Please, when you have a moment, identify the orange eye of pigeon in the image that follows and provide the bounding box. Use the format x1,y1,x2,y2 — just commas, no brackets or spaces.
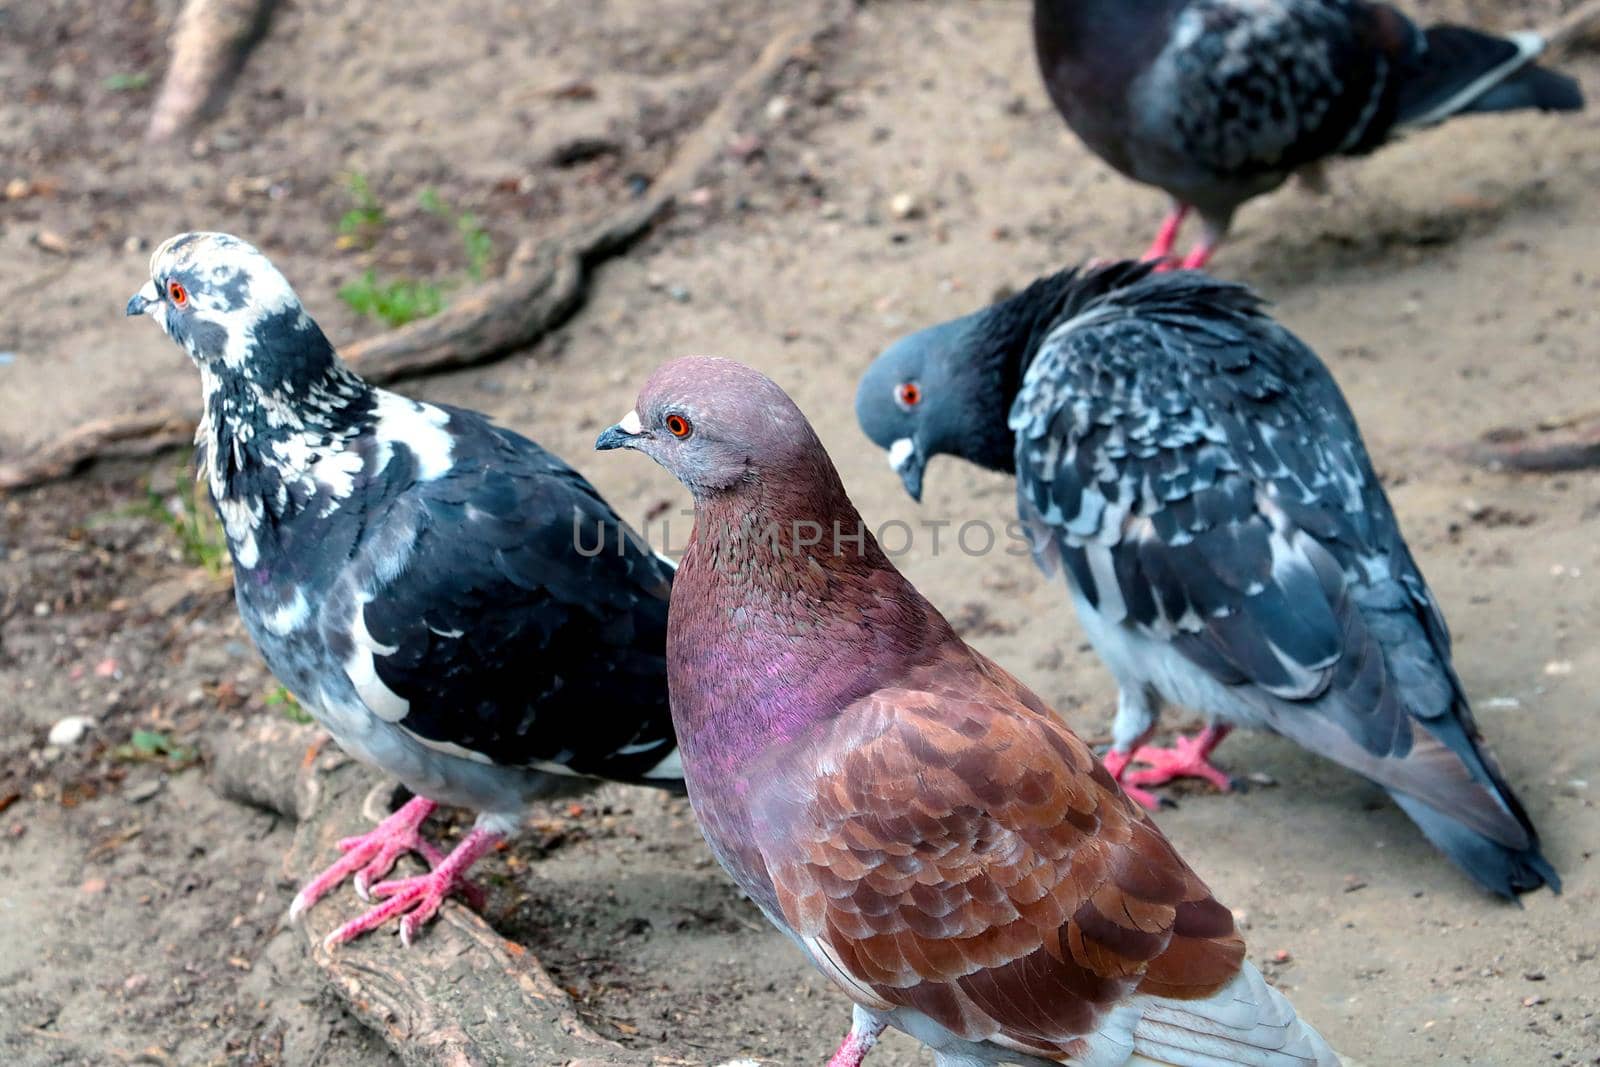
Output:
665,413,693,438
895,382,922,408
167,280,188,307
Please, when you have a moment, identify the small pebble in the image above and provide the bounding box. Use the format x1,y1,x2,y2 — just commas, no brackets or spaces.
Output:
48,715,93,746
1272,949,1292,964
888,192,920,220
32,230,72,255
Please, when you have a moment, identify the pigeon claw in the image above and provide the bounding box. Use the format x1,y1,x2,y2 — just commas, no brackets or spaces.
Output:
291,795,440,919
1119,780,1170,811
323,825,502,948
1101,748,1166,812
1123,728,1235,793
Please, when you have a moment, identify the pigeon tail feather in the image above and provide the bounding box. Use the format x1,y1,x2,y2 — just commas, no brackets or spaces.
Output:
1398,28,1584,128
1389,789,1560,901
1130,962,1340,1066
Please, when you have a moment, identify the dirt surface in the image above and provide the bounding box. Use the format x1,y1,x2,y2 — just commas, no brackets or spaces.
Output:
3,0,1599,1064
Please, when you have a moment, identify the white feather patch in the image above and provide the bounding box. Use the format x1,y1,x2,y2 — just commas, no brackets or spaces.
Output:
398,725,497,766
643,748,683,780
801,936,894,1011
261,589,310,636
1128,962,1338,1066
372,391,454,481
344,603,409,722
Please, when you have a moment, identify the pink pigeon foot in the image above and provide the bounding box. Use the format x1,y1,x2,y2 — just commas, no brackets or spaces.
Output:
323,825,504,947
289,794,444,921
1123,725,1235,793
1101,748,1163,811
825,1011,887,1067
1176,238,1218,272
1141,204,1191,265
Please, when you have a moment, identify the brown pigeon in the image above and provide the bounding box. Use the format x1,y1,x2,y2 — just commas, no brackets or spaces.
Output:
596,356,1339,1066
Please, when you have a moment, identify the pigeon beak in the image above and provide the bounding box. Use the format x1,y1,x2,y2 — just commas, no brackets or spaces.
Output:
595,409,644,452
125,280,160,317
887,437,926,503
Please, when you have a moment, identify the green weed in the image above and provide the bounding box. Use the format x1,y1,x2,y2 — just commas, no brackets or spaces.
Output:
336,181,494,326
338,270,445,328
136,467,229,576
338,173,387,245
420,187,493,280
104,71,152,92
113,729,198,768
266,686,313,725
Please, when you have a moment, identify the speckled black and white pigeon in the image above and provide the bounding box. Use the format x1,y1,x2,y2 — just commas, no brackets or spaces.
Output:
856,262,1558,900
127,232,682,945
1033,0,1585,268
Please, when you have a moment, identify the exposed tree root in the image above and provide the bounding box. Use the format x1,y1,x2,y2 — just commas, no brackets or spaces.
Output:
1457,411,1600,473
1543,0,1600,56
209,719,750,1066
0,0,847,493
146,0,279,143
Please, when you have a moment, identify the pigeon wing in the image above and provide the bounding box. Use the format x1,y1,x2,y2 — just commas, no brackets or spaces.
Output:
1010,272,1535,852
751,663,1335,1062
1151,0,1410,180
329,410,679,784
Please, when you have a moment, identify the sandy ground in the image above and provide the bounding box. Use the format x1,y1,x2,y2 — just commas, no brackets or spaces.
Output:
2,0,1598,1063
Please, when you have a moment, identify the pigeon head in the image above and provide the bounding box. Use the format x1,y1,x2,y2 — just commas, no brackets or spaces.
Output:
857,262,1157,501
127,231,337,390
596,356,836,502
853,313,980,502
856,269,1093,501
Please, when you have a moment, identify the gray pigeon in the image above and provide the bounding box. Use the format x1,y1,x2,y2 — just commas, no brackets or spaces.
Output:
1033,0,1585,268
856,262,1557,900
128,232,682,945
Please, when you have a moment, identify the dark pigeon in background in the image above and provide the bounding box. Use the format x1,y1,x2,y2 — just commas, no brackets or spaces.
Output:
1032,0,1585,268
856,262,1558,901
597,356,1339,1066
128,232,682,945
